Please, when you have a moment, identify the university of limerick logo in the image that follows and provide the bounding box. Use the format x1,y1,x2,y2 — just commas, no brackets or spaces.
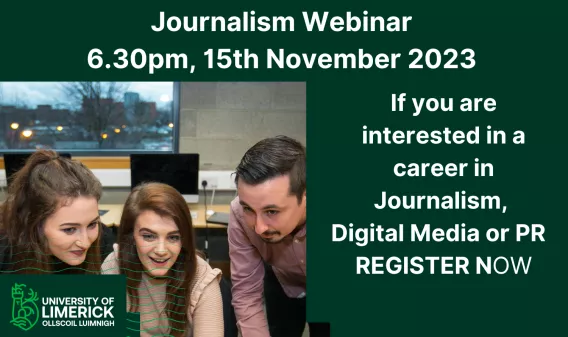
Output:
10,283,39,331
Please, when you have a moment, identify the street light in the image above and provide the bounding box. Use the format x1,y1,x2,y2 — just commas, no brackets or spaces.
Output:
168,123,174,128
56,126,63,131
114,128,121,134
10,123,19,130
22,130,33,138
101,133,108,139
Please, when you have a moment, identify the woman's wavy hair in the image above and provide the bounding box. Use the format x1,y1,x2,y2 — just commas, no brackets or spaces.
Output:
0,149,103,274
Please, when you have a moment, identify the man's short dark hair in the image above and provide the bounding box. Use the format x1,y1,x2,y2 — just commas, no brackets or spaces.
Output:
234,135,306,203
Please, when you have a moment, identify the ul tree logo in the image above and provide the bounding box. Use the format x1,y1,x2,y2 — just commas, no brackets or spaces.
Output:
10,283,39,331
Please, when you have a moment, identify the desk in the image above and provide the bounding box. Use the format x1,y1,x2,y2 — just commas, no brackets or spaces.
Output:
99,204,230,229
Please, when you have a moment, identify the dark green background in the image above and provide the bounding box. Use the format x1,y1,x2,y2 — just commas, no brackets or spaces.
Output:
1,1,566,336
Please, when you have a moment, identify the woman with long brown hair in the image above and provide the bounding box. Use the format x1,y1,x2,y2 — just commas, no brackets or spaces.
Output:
0,149,104,274
101,182,223,337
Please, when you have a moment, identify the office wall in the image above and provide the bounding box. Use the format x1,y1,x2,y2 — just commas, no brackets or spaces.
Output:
179,82,306,170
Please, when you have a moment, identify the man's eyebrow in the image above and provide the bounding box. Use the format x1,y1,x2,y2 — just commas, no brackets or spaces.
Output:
262,204,280,210
239,201,281,210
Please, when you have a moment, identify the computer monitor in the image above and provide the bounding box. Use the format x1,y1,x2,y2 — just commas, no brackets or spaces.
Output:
3,152,72,186
130,154,199,203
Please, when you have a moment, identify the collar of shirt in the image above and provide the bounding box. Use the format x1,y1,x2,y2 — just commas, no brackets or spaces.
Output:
292,223,306,239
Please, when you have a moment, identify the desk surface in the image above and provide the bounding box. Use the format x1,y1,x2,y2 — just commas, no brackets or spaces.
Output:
99,204,230,229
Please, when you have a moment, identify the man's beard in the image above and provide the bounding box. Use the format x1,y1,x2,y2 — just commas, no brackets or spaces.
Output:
260,220,306,244
260,236,283,244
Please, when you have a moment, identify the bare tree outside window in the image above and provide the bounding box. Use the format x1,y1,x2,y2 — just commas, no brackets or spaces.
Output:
0,82,176,152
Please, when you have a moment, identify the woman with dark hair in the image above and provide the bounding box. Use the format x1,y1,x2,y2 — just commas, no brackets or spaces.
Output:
101,182,223,337
0,149,104,274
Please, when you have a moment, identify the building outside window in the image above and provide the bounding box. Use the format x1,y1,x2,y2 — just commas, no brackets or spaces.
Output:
0,82,178,154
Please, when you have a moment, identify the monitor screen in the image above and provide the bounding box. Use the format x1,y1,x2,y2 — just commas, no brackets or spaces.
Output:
4,152,72,186
130,154,199,203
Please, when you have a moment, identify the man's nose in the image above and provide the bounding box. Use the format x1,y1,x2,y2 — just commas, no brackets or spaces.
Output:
255,216,269,235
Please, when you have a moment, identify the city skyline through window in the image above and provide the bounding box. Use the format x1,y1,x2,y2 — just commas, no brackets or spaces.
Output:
0,82,177,153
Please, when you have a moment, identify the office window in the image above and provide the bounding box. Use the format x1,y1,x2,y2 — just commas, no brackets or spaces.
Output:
0,82,178,154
